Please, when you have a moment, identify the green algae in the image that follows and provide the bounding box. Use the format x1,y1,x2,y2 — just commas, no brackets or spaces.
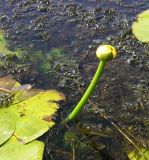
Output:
0,30,22,57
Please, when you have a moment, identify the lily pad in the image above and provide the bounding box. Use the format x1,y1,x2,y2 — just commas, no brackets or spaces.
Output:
0,114,15,145
0,90,65,144
132,10,149,43
0,77,65,144
0,136,44,160
128,147,149,160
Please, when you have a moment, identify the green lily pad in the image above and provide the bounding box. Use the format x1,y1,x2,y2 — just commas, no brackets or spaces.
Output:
0,77,65,144
0,114,15,145
0,136,44,160
128,148,149,160
0,90,65,144
132,10,149,43
0,76,65,160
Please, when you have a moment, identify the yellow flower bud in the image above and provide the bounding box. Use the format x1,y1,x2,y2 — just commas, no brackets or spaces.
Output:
96,45,117,61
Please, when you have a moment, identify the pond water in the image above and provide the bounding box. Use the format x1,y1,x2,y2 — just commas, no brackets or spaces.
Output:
0,0,149,160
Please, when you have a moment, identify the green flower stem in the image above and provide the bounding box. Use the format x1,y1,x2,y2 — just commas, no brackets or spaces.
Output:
62,60,106,124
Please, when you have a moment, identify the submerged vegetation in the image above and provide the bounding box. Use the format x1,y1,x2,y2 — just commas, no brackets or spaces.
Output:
0,30,80,90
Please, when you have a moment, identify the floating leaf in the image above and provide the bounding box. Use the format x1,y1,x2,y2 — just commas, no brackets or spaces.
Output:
0,89,65,144
0,77,65,144
0,136,44,160
128,147,149,160
0,113,15,145
132,10,149,43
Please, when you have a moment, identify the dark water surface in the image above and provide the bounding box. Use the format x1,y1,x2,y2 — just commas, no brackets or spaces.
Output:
0,0,149,160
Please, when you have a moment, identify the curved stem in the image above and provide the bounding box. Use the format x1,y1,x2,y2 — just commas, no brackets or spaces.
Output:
62,60,106,124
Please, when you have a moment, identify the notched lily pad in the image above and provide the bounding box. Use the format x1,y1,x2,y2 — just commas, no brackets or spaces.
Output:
132,10,149,43
0,77,65,144
0,136,44,160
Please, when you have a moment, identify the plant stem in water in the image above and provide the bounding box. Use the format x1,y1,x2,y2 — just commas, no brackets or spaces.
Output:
62,60,106,124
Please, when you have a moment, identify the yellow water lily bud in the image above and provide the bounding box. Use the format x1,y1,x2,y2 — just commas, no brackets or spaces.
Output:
96,45,117,61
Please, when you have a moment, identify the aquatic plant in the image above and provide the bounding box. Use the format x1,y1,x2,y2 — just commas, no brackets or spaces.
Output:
128,147,149,160
0,30,79,89
0,30,23,57
62,45,117,124
0,77,65,160
63,128,105,160
127,9,149,160
132,9,149,43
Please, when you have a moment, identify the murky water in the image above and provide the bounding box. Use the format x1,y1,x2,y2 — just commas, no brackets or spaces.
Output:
0,0,149,160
